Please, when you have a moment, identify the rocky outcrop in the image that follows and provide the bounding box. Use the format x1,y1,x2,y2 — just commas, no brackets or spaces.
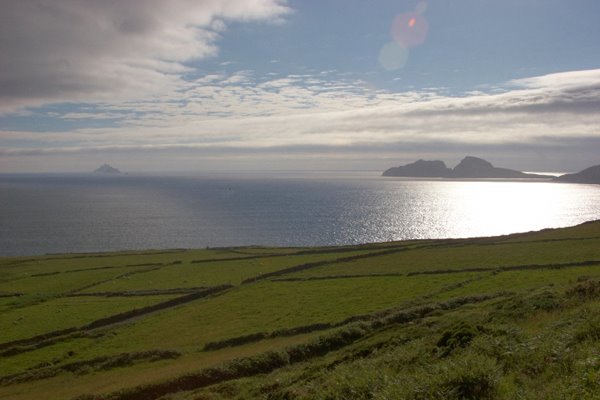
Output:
382,159,453,177
383,156,552,179
451,156,550,179
554,165,600,184
94,164,121,174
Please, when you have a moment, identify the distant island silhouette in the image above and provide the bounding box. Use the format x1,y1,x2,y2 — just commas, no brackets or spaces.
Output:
383,157,600,184
554,165,600,184
94,164,121,174
383,156,552,179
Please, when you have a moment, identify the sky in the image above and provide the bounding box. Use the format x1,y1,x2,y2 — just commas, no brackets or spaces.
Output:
1,0,600,173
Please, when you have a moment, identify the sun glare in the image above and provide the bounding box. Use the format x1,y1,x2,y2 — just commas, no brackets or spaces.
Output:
391,13,428,47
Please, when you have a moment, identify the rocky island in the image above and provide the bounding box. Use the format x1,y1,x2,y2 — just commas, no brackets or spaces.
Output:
94,164,121,174
452,156,551,179
554,165,600,184
383,156,552,179
382,159,454,178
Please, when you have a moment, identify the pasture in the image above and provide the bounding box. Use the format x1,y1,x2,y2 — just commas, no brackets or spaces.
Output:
1,221,600,399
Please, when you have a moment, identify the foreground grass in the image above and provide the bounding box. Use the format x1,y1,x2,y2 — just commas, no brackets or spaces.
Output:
0,221,599,399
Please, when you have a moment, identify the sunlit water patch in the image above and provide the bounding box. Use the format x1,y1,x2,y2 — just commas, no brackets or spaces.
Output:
1,173,599,256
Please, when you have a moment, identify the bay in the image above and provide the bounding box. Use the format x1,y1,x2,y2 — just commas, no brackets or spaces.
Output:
1,172,600,256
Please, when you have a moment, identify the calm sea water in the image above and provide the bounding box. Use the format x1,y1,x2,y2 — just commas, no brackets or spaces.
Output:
1,172,600,256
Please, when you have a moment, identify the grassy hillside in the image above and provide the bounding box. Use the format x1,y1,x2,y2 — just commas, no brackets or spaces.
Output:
1,221,600,399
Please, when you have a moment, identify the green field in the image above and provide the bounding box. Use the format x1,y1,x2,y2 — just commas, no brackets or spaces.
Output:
1,221,600,399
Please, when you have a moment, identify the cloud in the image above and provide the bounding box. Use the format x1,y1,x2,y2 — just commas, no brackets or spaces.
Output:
3,135,599,176
509,69,600,91
0,0,291,114
4,68,600,143
2,65,600,172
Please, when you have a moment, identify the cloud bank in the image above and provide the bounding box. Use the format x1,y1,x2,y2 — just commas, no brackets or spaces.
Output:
3,69,599,152
0,1,599,172
0,0,290,113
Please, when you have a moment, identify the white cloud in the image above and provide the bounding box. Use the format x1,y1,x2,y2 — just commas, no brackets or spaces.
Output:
0,0,291,114
509,69,600,91
2,63,600,171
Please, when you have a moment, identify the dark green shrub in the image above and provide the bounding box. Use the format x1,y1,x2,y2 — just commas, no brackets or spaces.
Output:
530,291,563,311
574,316,600,343
265,391,297,400
227,351,290,375
567,280,600,300
316,360,387,400
203,332,268,351
437,321,479,356
435,353,501,400
494,291,561,320
442,371,497,399
287,325,367,363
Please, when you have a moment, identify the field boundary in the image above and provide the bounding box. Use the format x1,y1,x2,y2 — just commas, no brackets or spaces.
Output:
0,285,232,354
203,291,506,351
76,293,503,400
406,259,600,276
0,350,181,386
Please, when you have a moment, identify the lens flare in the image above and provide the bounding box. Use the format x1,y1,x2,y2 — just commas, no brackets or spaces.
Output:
379,3,429,70
391,12,429,48
378,42,408,71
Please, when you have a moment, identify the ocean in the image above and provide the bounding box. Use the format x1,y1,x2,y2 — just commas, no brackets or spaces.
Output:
1,172,600,256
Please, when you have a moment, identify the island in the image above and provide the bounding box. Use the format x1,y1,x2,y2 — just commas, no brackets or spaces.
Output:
382,159,453,178
94,164,121,174
383,156,553,179
554,165,600,184
452,156,551,179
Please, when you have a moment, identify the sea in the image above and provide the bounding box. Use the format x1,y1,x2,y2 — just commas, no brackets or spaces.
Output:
1,171,600,257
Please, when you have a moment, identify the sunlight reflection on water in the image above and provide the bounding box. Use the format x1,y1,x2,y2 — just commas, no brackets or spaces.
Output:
1,174,600,255
376,180,599,240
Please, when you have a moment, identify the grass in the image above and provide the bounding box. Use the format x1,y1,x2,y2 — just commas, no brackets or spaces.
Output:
282,238,600,278
0,249,255,284
82,250,375,291
73,273,477,357
0,220,599,400
0,295,177,344
0,265,158,301
433,266,600,300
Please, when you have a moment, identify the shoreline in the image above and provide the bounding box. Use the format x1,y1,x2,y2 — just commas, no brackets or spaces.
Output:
2,219,599,260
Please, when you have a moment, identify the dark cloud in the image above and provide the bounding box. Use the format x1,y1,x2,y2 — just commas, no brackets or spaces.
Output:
0,0,290,112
